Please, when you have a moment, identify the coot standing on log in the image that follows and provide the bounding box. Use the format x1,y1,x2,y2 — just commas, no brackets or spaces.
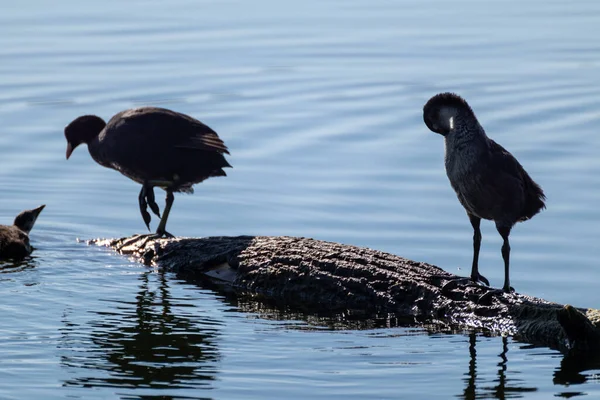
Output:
65,107,231,236
423,93,545,292
0,205,45,259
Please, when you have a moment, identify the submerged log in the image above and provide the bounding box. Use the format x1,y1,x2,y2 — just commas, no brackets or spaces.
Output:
91,234,600,354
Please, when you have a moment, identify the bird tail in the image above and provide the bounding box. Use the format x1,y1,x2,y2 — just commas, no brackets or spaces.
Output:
520,172,546,221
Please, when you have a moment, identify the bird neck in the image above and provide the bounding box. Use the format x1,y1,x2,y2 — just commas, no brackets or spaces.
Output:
86,139,110,169
443,119,488,175
444,115,486,150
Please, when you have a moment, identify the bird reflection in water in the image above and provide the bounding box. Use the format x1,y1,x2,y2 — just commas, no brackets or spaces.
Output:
461,333,537,399
59,269,221,393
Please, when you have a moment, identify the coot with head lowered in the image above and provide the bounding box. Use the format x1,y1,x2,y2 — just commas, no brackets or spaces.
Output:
423,93,545,292
0,205,45,259
65,107,231,236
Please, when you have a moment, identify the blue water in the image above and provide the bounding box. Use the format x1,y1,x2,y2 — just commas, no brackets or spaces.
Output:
1,0,600,398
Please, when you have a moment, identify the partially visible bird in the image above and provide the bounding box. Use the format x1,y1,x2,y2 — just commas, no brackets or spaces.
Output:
64,107,231,236
0,205,45,259
423,92,545,292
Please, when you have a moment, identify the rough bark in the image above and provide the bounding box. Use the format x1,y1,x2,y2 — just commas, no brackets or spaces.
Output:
91,234,600,355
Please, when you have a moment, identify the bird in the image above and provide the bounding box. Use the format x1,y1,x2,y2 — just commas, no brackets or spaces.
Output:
0,205,45,260
64,107,231,237
423,92,545,292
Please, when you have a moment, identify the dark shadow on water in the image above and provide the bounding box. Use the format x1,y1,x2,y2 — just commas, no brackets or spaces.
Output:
58,269,221,399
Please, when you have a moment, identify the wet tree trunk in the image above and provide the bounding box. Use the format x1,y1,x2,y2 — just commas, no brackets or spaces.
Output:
91,234,600,355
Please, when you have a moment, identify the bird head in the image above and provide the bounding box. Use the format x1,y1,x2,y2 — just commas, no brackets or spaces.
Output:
64,115,107,159
423,92,475,136
13,205,45,234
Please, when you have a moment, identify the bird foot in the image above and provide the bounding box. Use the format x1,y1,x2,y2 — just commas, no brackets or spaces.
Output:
139,189,152,230
145,187,161,218
155,230,174,239
477,286,514,305
139,185,161,231
142,212,152,231
136,231,174,240
118,234,149,248
471,272,490,287
429,274,487,296
127,231,174,248
441,277,479,295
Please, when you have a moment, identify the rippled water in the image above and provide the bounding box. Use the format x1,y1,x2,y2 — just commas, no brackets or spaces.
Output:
2,0,600,398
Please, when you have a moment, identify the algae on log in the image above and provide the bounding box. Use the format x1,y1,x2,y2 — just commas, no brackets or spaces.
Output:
91,234,600,354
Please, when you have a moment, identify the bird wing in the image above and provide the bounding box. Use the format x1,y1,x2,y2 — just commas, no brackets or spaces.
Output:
99,107,231,183
117,107,230,155
488,139,545,220
171,117,230,155
487,140,526,182
473,139,529,220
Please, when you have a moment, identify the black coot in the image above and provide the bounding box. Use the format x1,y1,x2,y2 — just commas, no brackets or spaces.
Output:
65,107,231,236
423,93,545,292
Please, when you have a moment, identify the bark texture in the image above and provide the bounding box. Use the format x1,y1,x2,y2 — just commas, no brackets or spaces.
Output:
91,234,600,354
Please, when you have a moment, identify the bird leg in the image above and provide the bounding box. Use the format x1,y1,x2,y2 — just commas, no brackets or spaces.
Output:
474,223,515,305
427,215,490,295
138,186,152,231
469,214,489,286
496,224,514,293
155,189,174,237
